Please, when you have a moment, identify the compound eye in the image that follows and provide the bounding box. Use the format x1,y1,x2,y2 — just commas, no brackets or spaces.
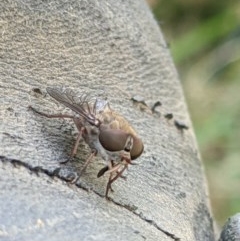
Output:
99,128,130,152
130,136,144,160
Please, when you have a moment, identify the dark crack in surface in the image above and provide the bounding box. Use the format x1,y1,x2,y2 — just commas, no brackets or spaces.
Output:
0,155,180,240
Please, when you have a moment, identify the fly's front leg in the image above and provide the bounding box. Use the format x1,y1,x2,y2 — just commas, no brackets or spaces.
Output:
105,161,114,198
105,161,128,198
97,163,127,180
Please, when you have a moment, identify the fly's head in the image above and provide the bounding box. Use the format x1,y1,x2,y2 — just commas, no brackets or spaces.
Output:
98,124,144,162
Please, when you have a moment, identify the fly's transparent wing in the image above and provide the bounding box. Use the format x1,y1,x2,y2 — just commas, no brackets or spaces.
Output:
94,98,109,113
46,87,108,126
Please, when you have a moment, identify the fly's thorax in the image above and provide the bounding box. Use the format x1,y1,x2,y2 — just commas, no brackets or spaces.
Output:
81,125,109,161
97,110,137,135
82,125,99,142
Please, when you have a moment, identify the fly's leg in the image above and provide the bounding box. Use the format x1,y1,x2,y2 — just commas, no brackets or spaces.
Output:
70,150,97,184
79,150,97,175
71,131,83,156
105,161,128,198
97,164,127,180
29,105,83,164
29,106,75,119
105,161,115,197
60,127,85,164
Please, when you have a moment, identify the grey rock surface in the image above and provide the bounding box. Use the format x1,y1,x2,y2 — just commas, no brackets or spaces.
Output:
0,0,227,240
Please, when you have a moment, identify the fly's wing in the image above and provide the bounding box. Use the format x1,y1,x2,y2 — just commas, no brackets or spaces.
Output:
46,87,108,126
94,98,109,113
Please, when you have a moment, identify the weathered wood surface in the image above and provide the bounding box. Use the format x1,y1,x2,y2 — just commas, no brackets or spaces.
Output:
1,0,236,240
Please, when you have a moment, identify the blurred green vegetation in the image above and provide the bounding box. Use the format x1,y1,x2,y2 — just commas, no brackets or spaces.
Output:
149,0,240,226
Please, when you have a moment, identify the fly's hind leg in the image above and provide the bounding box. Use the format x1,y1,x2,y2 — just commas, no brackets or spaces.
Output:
60,127,85,164
70,150,97,184
29,106,75,119
29,105,81,164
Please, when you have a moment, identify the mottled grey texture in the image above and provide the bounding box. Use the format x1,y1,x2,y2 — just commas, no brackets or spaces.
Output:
219,214,240,241
0,0,223,240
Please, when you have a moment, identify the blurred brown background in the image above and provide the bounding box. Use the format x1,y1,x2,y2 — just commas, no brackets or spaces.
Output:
147,0,240,226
